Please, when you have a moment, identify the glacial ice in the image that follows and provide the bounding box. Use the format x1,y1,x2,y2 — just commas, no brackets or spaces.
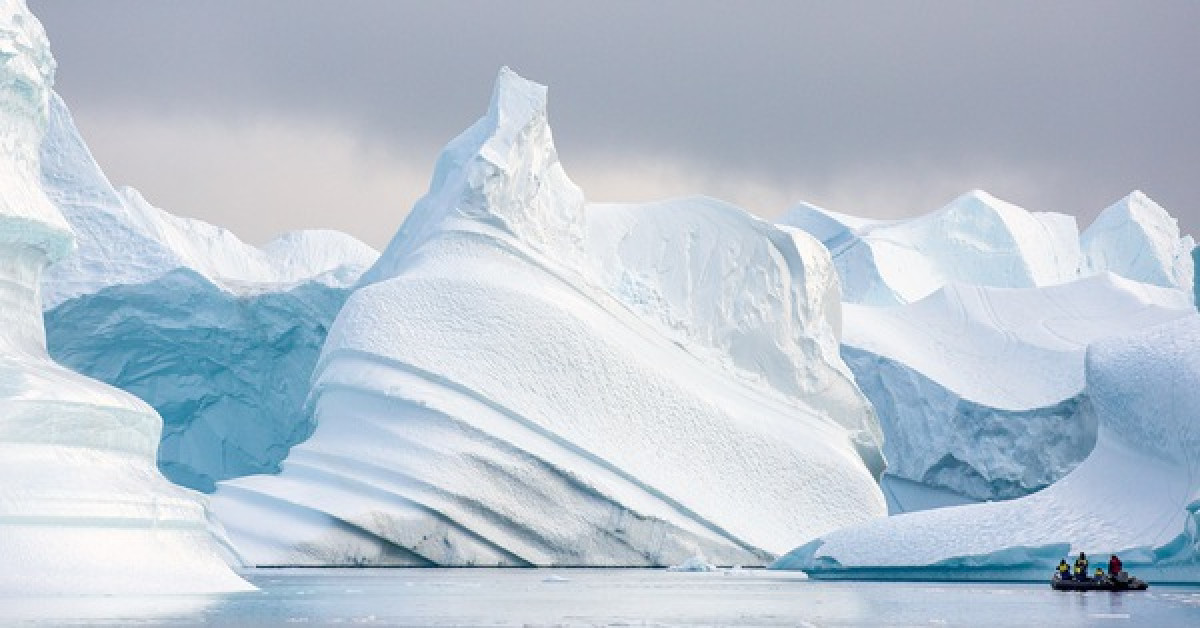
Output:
0,0,249,594
773,314,1200,582
785,190,1194,306
212,68,886,567
1082,191,1195,295
844,274,1193,506
38,91,378,491
784,189,1196,511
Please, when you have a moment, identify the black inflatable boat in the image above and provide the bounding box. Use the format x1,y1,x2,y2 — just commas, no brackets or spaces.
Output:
1051,572,1148,591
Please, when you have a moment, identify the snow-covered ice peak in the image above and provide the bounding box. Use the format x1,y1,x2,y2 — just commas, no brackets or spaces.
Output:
364,67,585,284
1082,190,1195,295
0,0,71,263
215,69,887,567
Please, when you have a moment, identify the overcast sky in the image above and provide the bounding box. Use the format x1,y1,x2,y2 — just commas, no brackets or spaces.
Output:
29,1,1200,249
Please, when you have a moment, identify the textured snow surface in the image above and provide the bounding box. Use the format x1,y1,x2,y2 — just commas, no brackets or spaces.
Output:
38,90,377,490
844,274,1193,504
214,68,886,567
0,0,249,594
784,190,1193,306
773,314,1200,582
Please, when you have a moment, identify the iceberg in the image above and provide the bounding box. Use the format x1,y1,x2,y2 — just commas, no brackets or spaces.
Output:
1082,191,1194,295
844,275,1193,509
785,190,1195,511
773,314,1200,582
784,190,1194,306
0,0,249,594
212,68,886,567
39,92,378,491
782,191,1084,306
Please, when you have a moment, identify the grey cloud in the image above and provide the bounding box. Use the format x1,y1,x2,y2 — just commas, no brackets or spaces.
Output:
28,1,1200,243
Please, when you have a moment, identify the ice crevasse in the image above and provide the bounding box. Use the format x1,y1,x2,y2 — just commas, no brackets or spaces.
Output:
212,68,887,567
0,0,250,594
37,87,378,492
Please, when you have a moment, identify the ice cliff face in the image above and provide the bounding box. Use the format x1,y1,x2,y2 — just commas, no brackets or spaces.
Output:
774,314,1200,583
38,93,378,491
0,0,249,594
213,68,886,567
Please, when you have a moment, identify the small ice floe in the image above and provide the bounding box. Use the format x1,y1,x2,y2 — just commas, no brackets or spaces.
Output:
542,574,570,583
667,555,718,572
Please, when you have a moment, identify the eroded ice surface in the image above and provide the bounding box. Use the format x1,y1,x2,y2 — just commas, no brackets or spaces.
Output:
0,0,249,594
213,68,886,567
774,315,1200,583
844,274,1193,505
38,91,377,490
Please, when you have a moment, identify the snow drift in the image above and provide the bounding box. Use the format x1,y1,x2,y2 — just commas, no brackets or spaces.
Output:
773,314,1200,582
213,68,886,567
38,93,377,491
0,0,249,594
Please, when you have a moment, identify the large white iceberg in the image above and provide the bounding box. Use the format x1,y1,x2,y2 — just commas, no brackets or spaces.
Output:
845,275,1193,509
785,190,1195,511
0,0,249,594
212,68,886,567
39,92,378,491
773,314,1200,582
785,190,1194,306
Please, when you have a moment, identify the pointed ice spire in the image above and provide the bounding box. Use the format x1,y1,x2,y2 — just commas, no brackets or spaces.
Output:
363,67,585,285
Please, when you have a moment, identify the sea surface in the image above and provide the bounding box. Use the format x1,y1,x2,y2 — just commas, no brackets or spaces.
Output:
3,568,1199,626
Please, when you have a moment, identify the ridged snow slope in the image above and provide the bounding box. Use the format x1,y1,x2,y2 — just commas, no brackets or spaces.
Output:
39,90,378,491
0,0,249,594
774,314,1200,583
784,191,1194,306
842,275,1193,510
213,68,886,567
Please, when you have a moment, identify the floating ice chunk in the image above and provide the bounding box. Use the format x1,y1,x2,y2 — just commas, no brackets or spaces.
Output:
668,555,718,572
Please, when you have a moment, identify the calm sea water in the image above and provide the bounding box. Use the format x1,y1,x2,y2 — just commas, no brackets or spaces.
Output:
2,568,1199,626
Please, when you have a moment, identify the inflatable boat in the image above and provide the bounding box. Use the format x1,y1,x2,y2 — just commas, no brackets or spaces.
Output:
1051,572,1148,591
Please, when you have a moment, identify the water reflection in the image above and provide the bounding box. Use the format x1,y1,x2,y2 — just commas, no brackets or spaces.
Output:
0,570,1196,626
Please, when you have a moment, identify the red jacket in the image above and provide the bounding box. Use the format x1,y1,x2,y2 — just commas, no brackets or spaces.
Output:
1109,556,1122,574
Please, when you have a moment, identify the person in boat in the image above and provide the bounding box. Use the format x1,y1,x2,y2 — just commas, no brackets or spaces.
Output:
1057,559,1071,580
1109,554,1122,578
1095,567,1107,582
1074,552,1089,581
